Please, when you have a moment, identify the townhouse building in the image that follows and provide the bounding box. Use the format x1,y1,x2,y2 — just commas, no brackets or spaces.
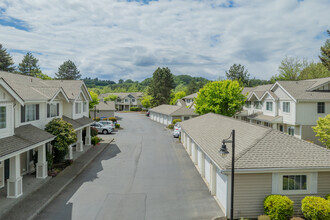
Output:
0,71,93,198
236,77,330,145
99,92,143,111
182,93,197,109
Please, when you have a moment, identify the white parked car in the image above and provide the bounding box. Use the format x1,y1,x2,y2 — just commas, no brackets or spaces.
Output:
99,121,115,129
173,123,181,138
91,122,113,134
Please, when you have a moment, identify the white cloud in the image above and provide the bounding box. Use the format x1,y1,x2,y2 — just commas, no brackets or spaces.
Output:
0,0,329,81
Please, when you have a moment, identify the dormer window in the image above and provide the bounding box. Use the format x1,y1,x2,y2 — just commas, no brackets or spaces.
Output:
47,103,59,118
0,106,6,129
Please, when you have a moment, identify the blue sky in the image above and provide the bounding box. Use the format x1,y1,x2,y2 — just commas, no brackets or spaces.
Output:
0,0,329,82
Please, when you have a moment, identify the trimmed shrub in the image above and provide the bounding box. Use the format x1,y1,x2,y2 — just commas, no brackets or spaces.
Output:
172,119,182,124
93,117,100,122
102,118,107,121
258,215,271,220
91,136,102,146
325,194,330,200
301,196,330,220
115,123,120,128
130,107,142,111
264,195,293,220
290,217,304,220
168,124,174,129
108,117,117,123
91,127,98,137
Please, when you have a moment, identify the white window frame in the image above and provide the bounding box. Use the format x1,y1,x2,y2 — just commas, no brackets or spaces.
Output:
272,173,317,195
0,106,6,129
254,101,262,109
131,98,135,103
83,101,87,112
283,102,290,113
25,104,38,122
288,127,295,136
47,103,59,118
75,102,82,114
124,98,129,103
266,102,273,111
317,102,325,114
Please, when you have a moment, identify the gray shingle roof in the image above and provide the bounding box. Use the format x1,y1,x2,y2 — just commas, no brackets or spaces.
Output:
0,71,88,101
180,113,330,170
99,92,144,99
150,104,198,116
62,116,93,130
0,124,55,159
94,101,116,111
183,93,198,99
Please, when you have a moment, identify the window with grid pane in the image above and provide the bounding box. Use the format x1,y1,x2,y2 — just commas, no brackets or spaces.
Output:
283,102,290,113
0,106,6,129
283,175,307,190
266,102,273,111
317,102,325,114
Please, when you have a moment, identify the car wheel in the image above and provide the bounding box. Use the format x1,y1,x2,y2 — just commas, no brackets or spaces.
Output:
102,129,108,134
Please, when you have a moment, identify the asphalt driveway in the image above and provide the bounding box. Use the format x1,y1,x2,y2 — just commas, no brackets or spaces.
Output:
35,112,223,220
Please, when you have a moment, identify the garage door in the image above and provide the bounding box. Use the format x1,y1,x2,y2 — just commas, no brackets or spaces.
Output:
197,147,202,169
191,142,196,163
216,167,227,213
205,155,211,184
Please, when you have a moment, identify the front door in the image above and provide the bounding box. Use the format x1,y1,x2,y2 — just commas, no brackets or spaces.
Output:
4,159,9,180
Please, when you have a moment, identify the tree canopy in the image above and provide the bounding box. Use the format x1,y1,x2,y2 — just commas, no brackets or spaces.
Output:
195,80,246,116
319,30,330,71
148,67,175,107
89,90,99,109
55,60,81,80
299,62,330,80
313,114,330,148
0,44,15,72
170,91,186,105
104,94,118,101
271,57,308,82
18,52,42,76
225,64,250,86
141,95,152,109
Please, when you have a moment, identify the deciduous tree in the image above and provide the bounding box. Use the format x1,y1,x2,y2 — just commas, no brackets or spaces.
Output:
104,94,118,101
271,57,308,82
313,114,330,148
195,80,246,116
0,44,15,72
141,95,152,109
299,62,330,80
55,60,81,80
89,90,99,109
170,91,186,105
148,67,175,106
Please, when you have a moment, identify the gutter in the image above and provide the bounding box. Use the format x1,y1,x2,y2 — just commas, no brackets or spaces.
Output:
221,167,330,174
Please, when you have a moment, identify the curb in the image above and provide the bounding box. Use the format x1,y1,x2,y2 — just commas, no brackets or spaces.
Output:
28,139,113,220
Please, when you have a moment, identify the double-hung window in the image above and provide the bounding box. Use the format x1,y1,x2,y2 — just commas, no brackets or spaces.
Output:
317,102,325,114
288,127,295,136
254,101,262,109
21,104,39,123
283,175,307,191
0,106,6,129
283,102,290,113
266,102,273,111
131,99,135,103
75,102,81,114
245,101,251,108
47,103,59,118
83,102,87,112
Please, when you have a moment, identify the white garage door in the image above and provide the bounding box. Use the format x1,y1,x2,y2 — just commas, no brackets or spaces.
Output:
197,147,202,168
216,167,227,213
191,142,196,163
205,155,211,184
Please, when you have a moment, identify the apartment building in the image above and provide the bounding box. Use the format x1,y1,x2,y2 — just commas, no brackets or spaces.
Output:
182,93,197,109
0,71,93,198
237,77,330,145
99,92,143,111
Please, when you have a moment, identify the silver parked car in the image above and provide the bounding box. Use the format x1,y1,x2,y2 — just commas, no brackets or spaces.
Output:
99,121,115,129
173,123,181,138
91,122,113,134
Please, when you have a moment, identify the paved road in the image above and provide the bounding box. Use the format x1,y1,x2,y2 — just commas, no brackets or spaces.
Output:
35,113,223,220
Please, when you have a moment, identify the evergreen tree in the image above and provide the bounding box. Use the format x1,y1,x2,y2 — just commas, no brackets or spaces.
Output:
55,60,81,80
319,30,330,71
148,67,175,107
18,52,41,76
0,44,15,72
225,64,250,86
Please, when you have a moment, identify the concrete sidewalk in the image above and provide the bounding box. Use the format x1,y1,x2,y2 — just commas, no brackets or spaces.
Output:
1,138,113,220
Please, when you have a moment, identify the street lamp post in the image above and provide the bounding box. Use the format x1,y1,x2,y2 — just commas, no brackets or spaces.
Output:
219,130,235,220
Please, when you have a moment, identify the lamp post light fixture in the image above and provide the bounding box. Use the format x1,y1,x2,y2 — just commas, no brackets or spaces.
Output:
219,130,235,220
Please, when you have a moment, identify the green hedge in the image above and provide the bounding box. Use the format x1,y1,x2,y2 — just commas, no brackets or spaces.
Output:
93,117,100,122
108,117,117,122
115,123,120,128
172,119,182,124
130,107,142,111
325,194,330,200
264,195,293,220
168,124,174,129
301,196,330,220
91,136,102,146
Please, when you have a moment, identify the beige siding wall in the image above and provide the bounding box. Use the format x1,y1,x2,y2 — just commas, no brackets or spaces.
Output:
234,172,330,219
301,125,322,146
234,173,272,219
91,110,114,118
